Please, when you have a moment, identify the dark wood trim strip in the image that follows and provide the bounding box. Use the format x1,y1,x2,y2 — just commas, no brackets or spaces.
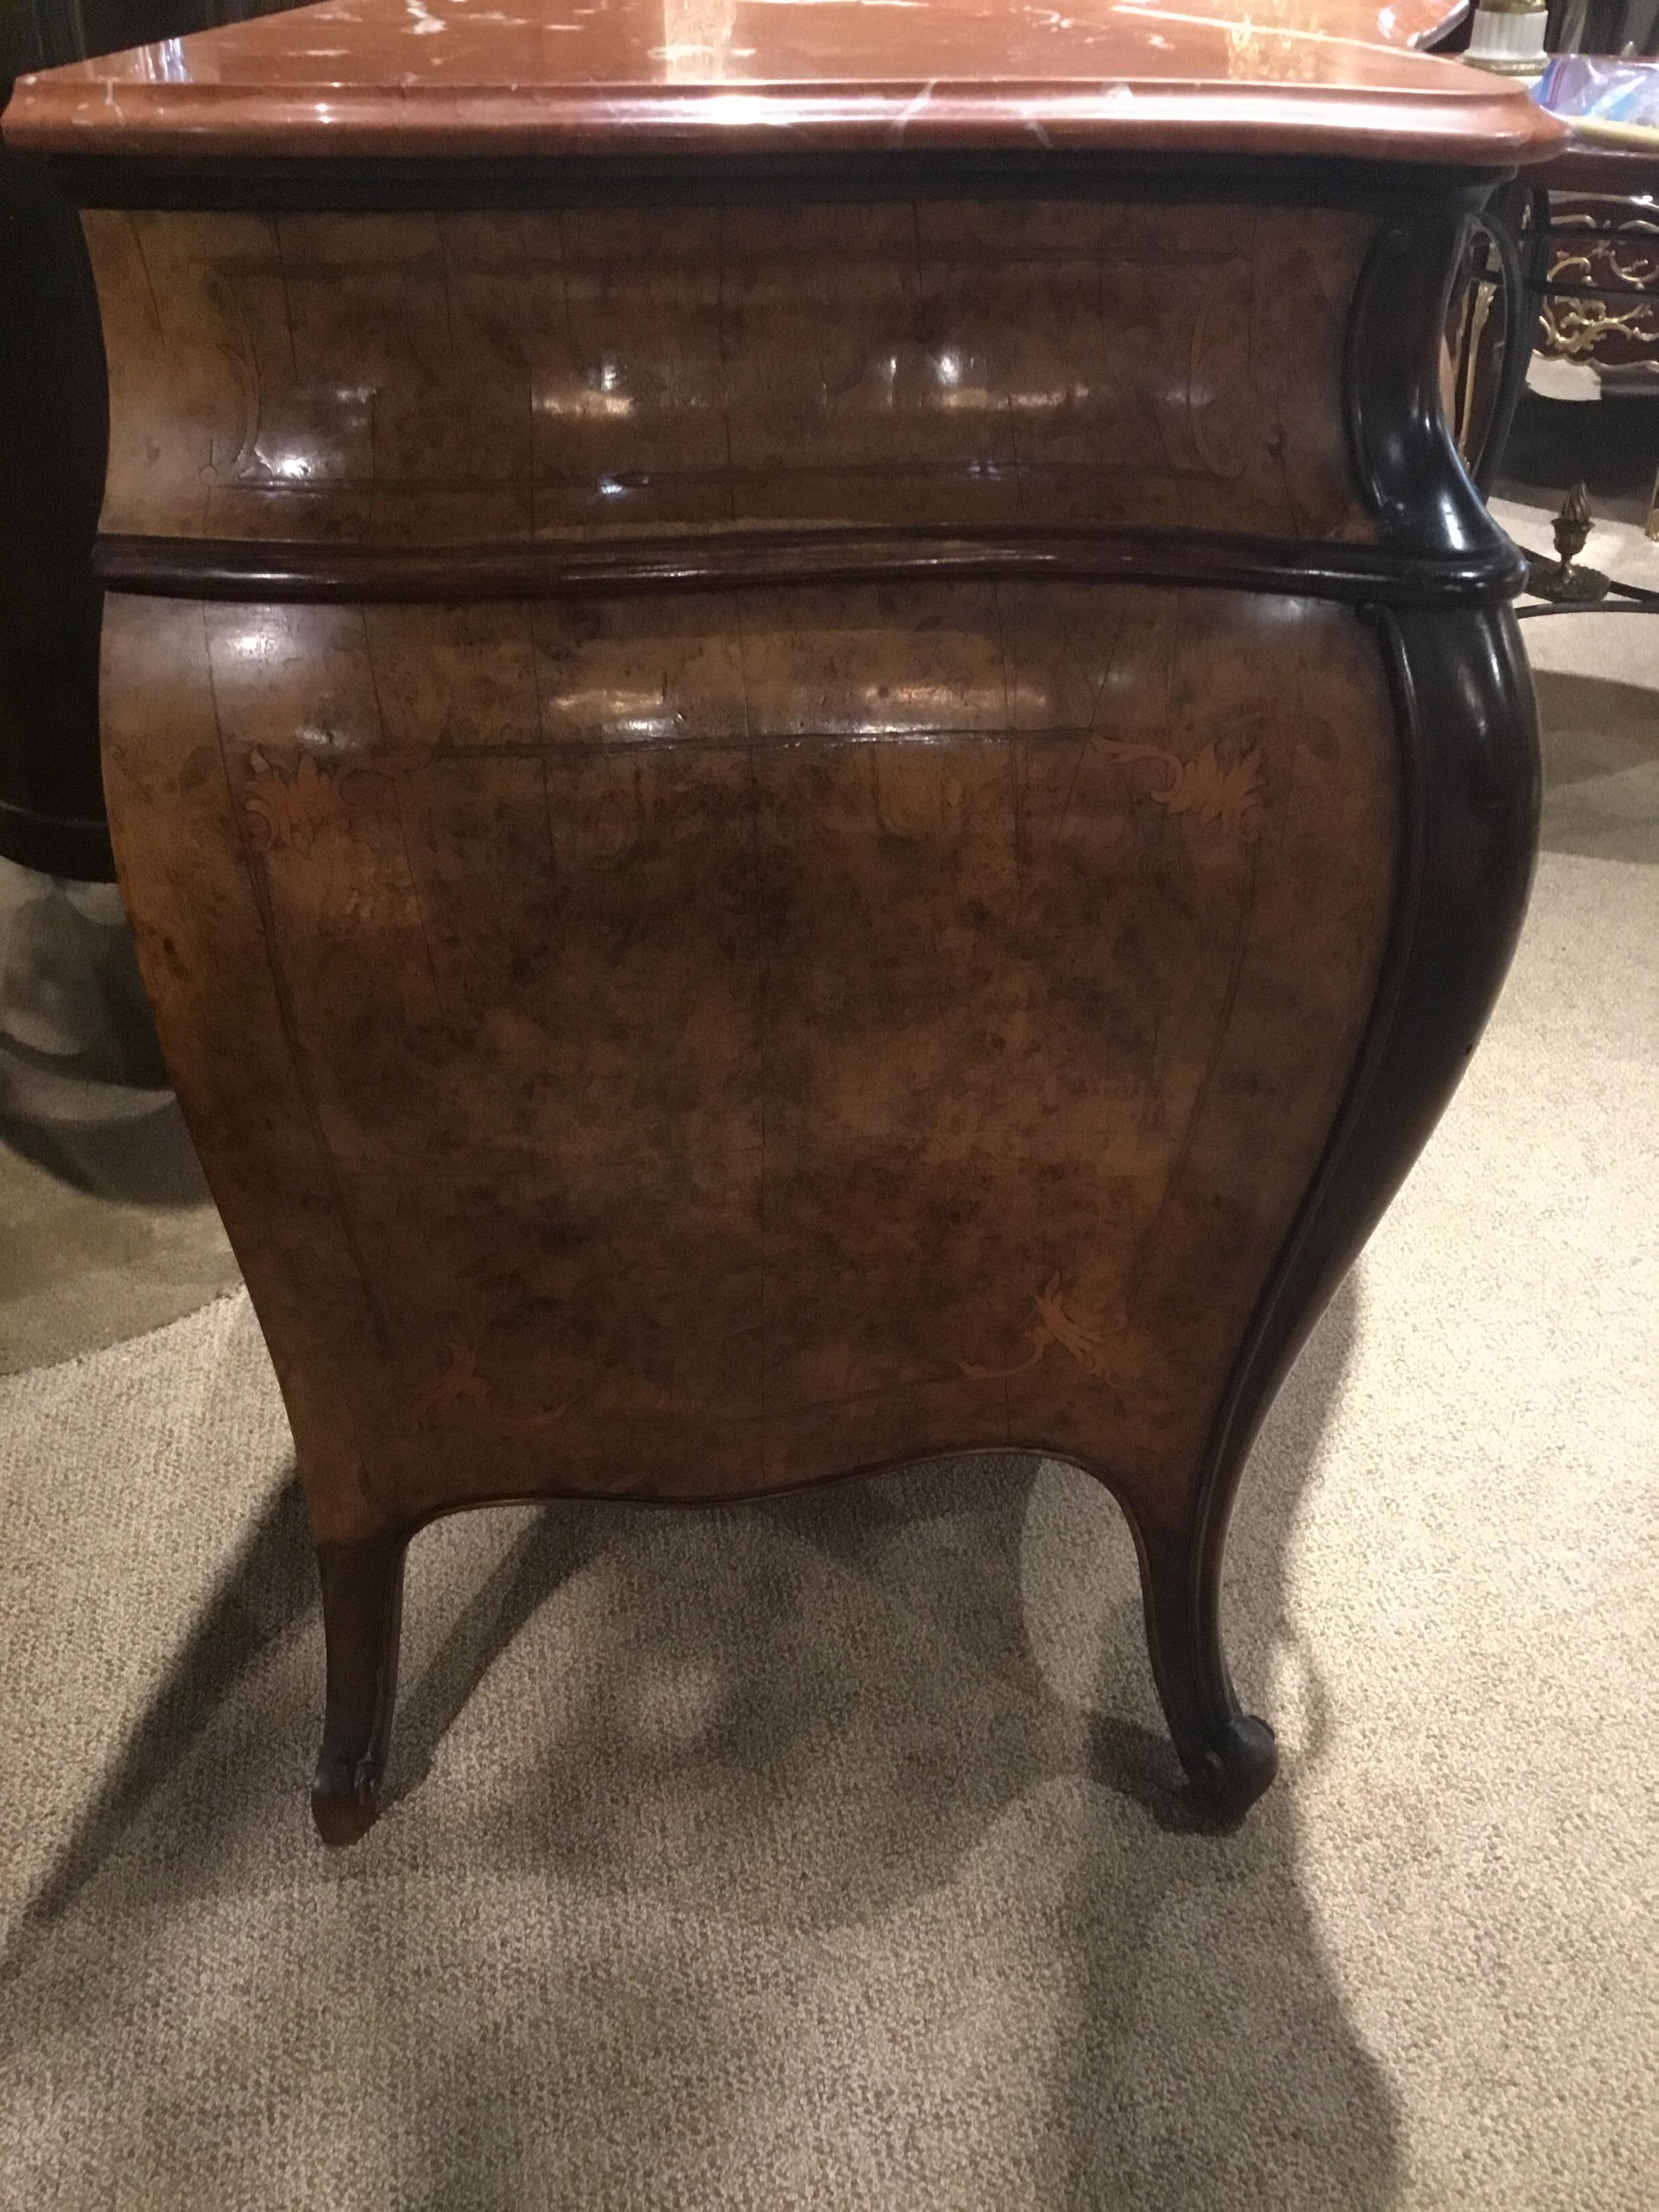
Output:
47,149,1518,218
1174,598,1539,1788
96,522,1528,609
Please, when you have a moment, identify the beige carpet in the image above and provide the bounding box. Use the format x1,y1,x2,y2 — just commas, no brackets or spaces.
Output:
0,1127,237,1376
1,668,1656,2211
0,852,239,1376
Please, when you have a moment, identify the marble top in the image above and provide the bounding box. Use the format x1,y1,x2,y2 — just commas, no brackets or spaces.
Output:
3,0,1561,167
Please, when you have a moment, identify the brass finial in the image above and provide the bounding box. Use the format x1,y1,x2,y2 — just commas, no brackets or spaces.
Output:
1553,483,1593,569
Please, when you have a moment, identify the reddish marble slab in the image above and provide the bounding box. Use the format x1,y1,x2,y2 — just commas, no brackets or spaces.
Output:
4,0,1560,167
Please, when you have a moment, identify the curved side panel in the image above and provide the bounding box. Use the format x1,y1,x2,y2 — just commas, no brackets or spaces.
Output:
100,577,1401,1547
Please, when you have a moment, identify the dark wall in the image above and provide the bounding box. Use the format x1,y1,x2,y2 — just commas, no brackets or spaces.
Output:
0,0,302,880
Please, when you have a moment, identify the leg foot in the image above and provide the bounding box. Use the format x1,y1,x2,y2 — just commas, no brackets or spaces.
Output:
1186,1713,1279,1827
312,1534,406,1846
1134,1521,1277,1827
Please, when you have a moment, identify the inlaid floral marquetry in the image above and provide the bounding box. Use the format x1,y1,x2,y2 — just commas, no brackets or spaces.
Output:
962,1271,1134,1394
414,1339,567,1437
243,750,350,853
1097,739,1267,842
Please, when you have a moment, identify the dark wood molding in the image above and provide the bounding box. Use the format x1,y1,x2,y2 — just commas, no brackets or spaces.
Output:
1155,598,1539,1817
98,520,1529,611
1345,212,1513,571
45,148,1519,218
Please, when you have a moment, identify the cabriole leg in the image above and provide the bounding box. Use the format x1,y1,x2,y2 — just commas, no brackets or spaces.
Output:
312,1534,407,1846
1134,1517,1278,1824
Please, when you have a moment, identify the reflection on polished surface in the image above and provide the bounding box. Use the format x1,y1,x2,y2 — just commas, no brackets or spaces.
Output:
79,200,1382,550
5,0,1555,163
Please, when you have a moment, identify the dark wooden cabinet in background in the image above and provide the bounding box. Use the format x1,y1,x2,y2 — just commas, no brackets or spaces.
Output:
0,0,299,878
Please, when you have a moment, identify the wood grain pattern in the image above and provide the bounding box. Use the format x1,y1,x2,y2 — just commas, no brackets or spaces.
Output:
82,201,1379,549
102,579,1397,1547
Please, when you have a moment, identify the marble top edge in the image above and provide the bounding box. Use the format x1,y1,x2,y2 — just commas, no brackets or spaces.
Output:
3,0,1562,168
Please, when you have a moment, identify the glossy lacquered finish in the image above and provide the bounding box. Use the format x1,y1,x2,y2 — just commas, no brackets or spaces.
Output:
16,0,1548,1844
4,0,1559,166
104,577,1398,1522
81,200,1377,550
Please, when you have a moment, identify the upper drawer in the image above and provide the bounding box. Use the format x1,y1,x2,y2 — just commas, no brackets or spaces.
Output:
84,199,1381,550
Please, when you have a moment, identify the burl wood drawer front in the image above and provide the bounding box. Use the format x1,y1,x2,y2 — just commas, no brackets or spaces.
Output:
103,580,1395,1537
81,202,1376,548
